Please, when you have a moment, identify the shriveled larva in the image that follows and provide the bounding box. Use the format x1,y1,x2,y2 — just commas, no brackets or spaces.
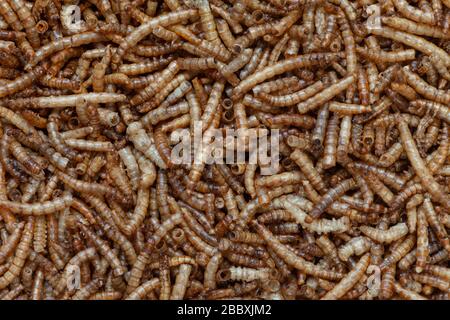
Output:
118,56,175,76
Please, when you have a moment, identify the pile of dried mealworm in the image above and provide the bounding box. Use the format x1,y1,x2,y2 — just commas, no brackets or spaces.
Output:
0,0,448,300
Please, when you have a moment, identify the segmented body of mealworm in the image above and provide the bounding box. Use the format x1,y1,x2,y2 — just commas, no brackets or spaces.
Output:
252,222,344,281
0,218,34,289
297,75,355,114
360,223,409,244
310,179,356,219
78,224,125,276
232,53,341,99
321,253,370,300
0,195,72,215
290,149,327,194
397,118,450,210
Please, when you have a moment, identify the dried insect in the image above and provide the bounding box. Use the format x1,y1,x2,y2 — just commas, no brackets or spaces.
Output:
397,118,450,210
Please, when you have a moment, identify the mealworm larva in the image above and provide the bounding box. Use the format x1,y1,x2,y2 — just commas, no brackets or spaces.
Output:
394,282,427,300
78,223,125,276
290,149,327,194
8,92,127,108
233,53,341,99
404,194,423,234
158,254,171,300
258,80,325,107
422,197,450,253
0,194,72,216
337,237,372,262
397,118,450,210
415,206,429,274
0,218,34,289
196,0,221,46
64,139,114,152
381,16,450,39
322,113,340,169
7,134,43,177
252,222,344,281
139,76,192,113
240,45,264,80
410,100,450,124
118,56,175,76
402,67,450,105
356,46,416,63
217,267,275,282
380,234,416,270
310,179,356,219
379,264,396,299
360,223,409,244
216,19,236,51
170,263,193,300
0,221,25,264
126,278,160,300
321,253,370,300
329,102,372,115
72,278,104,300
412,273,449,292
378,142,404,168
204,252,222,291
58,171,130,206
112,9,197,65
126,122,167,169
297,74,354,114
117,147,140,192
26,32,107,69
30,268,44,300
392,0,435,25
